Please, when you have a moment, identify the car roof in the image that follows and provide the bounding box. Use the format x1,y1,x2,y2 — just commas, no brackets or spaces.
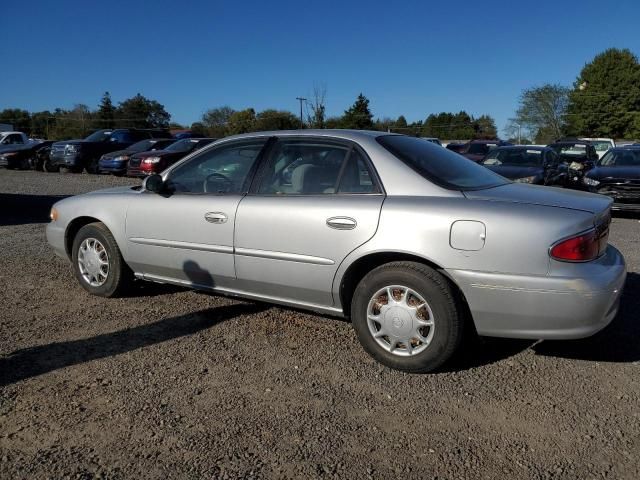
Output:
494,145,548,151
218,129,392,143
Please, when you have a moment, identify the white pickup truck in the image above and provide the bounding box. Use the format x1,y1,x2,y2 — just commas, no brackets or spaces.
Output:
0,131,30,146
580,138,615,159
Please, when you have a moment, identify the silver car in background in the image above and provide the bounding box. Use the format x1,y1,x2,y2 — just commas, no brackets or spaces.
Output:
46,130,627,372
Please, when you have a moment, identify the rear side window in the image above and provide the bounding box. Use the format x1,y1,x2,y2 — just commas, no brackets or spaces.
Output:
256,140,379,195
377,135,508,190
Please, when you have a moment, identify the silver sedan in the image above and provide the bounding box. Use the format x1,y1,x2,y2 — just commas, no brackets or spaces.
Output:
46,130,627,372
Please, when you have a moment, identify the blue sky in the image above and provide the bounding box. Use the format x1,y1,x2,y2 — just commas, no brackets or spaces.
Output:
2,0,639,136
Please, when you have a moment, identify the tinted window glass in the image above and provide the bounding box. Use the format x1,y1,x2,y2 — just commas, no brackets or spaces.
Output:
599,150,640,167
84,130,112,142
165,140,265,194
165,139,200,153
483,148,543,167
377,135,508,190
257,141,349,195
111,131,133,143
337,150,379,193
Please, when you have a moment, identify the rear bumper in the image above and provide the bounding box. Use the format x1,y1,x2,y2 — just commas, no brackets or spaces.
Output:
447,245,627,339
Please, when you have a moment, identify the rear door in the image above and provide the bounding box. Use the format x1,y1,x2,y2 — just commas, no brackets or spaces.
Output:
234,137,385,307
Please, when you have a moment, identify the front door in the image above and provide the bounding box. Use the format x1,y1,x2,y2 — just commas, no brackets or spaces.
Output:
125,139,267,288
234,138,384,307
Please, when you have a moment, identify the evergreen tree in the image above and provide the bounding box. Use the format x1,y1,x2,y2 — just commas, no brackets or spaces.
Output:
341,93,374,129
97,91,116,128
566,48,640,138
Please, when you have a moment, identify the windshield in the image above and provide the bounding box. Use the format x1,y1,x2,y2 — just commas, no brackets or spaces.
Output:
598,149,640,167
550,144,587,156
377,135,508,190
83,130,112,142
165,139,199,153
483,149,543,167
591,141,612,152
129,140,155,152
467,143,496,155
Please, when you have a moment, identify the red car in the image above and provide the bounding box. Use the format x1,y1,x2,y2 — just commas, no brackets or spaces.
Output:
459,140,512,162
127,138,215,177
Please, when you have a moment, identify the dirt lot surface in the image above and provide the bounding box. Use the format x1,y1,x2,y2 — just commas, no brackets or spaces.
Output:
0,169,639,479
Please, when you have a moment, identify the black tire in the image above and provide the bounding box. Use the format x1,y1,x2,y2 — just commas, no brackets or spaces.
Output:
86,158,100,174
43,159,60,172
71,222,133,297
350,261,464,373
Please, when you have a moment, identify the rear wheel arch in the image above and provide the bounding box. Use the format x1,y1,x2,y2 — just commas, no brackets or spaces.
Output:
338,252,473,325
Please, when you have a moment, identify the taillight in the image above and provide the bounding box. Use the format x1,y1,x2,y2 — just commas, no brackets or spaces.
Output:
550,229,599,262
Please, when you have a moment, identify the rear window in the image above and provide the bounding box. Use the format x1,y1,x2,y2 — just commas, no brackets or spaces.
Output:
377,135,508,190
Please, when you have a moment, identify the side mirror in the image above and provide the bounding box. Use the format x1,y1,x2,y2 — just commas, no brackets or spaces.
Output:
144,174,165,193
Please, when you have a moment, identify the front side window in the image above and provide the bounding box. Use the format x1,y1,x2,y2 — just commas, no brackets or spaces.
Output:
165,140,266,194
377,135,507,190
256,140,378,195
165,139,200,153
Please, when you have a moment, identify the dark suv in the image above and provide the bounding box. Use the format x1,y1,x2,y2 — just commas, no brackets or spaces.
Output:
50,128,169,173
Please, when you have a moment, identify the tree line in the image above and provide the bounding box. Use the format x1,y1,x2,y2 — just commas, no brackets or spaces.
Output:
506,48,640,144
0,88,498,141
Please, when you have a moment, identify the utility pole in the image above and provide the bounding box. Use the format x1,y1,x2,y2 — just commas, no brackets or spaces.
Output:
296,97,306,129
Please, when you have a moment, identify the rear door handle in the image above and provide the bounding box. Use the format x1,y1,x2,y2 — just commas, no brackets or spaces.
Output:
326,216,357,230
204,212,228,224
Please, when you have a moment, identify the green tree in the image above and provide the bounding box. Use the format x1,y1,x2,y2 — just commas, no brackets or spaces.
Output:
306,83,327,128
227,108,256,135
202,106,235,137
341,93,374,129
324,116,342,129
508,84,569,143
97,91,116,129
189,122,207,136
30,110,54,138
566,48,640,138
254,109,299,131
0,108,31,133
117,93,170,128
473,114,498,139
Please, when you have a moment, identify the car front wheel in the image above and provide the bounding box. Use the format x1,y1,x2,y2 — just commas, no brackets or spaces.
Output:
71,222,133,297
351,261,464,373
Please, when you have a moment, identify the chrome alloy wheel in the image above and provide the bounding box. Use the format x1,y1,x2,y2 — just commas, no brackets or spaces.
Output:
366,285,435,356
77,237,110,287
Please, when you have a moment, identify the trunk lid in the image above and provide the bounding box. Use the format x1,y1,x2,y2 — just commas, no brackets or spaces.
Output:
463,183,612,214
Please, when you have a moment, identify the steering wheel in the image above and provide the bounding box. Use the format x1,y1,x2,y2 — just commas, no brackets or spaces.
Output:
204,172,233,193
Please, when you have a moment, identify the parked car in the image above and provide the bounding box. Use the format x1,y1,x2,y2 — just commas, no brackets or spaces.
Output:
98,138,176,176
480,146,566,185
0,131,31,146
50,128,170,173
0,141,54,170
580,138,615,159
445,143,465,153
127,138,215,177
547,139,599,189
459,140,512,162
422,137,442,146
46,130,626,373
582,146,640,211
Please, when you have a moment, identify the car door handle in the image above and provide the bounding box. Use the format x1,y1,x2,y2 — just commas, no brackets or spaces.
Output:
326,216,357,230
204,212,227,224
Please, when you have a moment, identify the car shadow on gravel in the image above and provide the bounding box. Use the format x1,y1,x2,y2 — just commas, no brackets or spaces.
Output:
0,302,268,387
0,193,69,226
532,272,640,363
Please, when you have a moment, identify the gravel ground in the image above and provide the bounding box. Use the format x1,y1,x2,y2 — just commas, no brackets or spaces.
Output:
0,169,639,480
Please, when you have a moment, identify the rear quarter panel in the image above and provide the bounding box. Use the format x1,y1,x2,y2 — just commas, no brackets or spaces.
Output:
332,196,595,307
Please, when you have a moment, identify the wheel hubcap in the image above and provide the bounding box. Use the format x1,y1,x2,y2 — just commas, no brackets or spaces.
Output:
78,238,109,287
366,285,435,357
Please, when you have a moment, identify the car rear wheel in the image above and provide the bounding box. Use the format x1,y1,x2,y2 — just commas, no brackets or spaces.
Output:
351,261,464,373
71,222,133,297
